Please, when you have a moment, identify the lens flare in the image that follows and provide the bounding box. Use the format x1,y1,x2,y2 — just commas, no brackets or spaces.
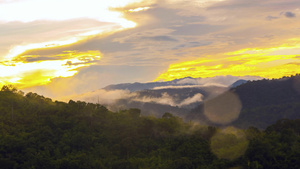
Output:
210,127,249,160
204,91,242,125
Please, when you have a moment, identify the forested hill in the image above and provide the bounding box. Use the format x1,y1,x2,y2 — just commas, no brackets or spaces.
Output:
188,75,300,129
1,85,300,168
234,75,300,109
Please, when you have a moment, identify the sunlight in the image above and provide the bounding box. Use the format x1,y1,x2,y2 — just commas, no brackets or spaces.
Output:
210,127,249,160
1,0,142,59
155,41,300,81
0,50,102,88
0,0,144,23
128,7,150,12
0,0,144,88
5,37,79,60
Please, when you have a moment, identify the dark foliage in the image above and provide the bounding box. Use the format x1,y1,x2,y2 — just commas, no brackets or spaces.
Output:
188,75,300,129
0,85,300,168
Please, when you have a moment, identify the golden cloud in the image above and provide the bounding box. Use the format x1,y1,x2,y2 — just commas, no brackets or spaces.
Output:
0,50,101,88
155,40,300,81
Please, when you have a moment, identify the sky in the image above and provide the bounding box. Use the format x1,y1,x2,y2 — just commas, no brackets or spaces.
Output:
1,0,300,99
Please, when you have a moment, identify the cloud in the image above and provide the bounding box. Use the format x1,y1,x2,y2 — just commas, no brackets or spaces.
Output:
175,75,261,87
62,89,137,105
284,11,296,18
155,42,300,81
198,75,260,85
294,56,300,59
172,24,224,36
266,15,279,21
0,0,139,27
153,85,225,90
133,92,203,107
176,78,198,85
19,3,224,66
53,74,260,107
134,92,176,106
172,41,212,50
2,0,300,99
10,50,100,63
0,19,117,59
22,65,166,99
0,50,101,88
0,0,20,4
61,88,203,108
179,93,203,106
9,0,300,69
142,36,177,41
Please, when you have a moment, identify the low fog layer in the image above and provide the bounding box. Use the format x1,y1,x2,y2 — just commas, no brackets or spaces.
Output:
60,76,259,116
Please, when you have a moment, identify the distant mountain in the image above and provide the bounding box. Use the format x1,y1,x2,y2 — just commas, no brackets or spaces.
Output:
102,77,195,92
108,86,228,116
187,75,300,129
230,79,248,88
103,82,168,92
103,76,260,92
71,76,261,117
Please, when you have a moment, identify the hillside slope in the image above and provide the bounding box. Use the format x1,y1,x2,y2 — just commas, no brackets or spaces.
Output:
187,75,300,128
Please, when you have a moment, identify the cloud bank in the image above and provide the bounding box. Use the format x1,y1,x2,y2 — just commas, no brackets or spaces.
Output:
61,89,136,105
133,92,203,107
66,89,204,108
62,75,254,109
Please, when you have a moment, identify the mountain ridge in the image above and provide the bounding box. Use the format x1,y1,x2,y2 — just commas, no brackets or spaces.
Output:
66,75,260,117
103,75,260,91
187,74,300,129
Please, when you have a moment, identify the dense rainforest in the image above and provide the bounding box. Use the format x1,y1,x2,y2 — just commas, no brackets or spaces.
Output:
0,85,300,169
188,74,300,129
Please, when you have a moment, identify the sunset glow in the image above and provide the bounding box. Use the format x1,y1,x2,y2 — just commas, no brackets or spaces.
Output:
0,50,101,88
0,0,140,89
1,1,300,167
128,7,151,12
155,41,300,81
